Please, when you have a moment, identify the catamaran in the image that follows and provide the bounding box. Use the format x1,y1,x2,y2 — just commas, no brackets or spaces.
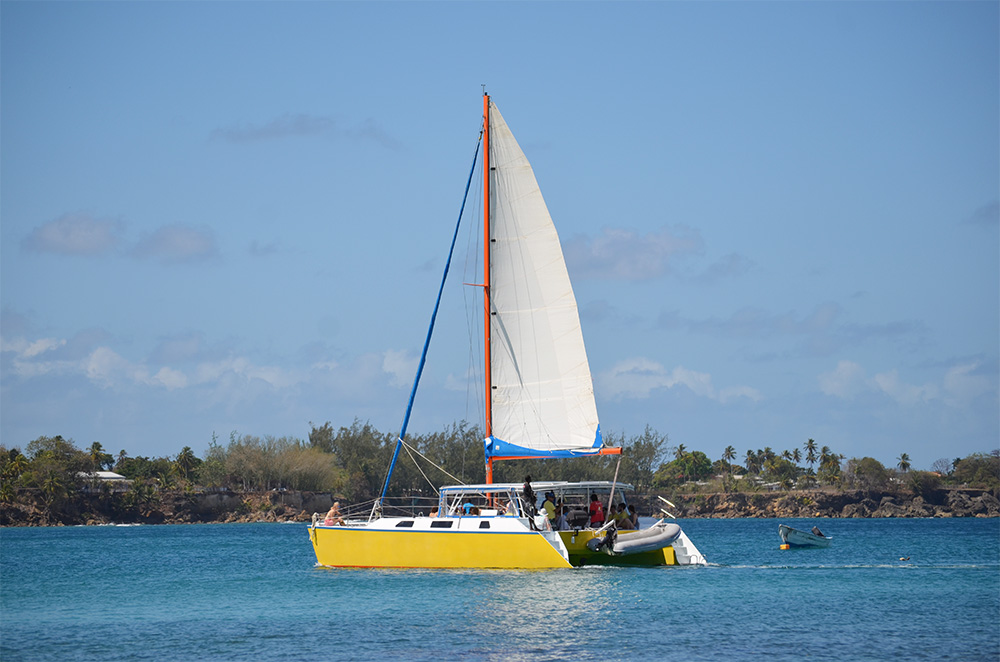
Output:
308,94,705,569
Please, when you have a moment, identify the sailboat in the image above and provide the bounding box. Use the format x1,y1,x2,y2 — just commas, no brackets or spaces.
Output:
308,94,705,569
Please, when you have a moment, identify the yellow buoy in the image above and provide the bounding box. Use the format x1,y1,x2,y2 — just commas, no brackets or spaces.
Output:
780,544,791,550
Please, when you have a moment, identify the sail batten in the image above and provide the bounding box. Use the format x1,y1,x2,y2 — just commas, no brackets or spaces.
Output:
485,101,603,460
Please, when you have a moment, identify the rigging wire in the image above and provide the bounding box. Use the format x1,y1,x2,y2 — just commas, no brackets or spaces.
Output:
399,438,465,493
375,131,483,514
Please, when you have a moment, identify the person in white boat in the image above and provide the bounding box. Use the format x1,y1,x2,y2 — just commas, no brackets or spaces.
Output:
324,502,345,526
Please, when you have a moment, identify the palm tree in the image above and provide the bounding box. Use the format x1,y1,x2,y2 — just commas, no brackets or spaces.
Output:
744,450,756,474
819,445,832,468
792,448,802,465
897,453,911,473
722,445,736,467
675,444,687,460
8,453,28,479
722,445,737,491
41,470,65,513
174,446,198,482
804,439,818,472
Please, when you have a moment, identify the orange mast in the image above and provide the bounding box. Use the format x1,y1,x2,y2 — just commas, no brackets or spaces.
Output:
483,93,494,484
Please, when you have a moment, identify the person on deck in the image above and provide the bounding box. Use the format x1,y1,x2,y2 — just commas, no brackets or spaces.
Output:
541,492,556,524
625,504,639,529
324,502,345,526
589,494,605,528
522,476,536,516
553,506,568,531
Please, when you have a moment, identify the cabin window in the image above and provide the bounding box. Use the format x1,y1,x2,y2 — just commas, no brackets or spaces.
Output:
430,521,453,529
479,521,490,529
395,521,414,528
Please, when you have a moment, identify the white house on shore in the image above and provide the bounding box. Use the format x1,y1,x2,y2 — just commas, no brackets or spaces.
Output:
76,471,131,492
76,471,129,482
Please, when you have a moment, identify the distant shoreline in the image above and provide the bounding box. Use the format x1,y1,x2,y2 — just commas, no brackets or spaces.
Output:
2,486,997,527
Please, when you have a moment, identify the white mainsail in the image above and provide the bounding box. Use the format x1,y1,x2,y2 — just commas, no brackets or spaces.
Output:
486,101,602,458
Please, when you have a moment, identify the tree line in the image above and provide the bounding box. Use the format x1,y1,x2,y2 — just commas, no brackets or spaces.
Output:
2,421,997,515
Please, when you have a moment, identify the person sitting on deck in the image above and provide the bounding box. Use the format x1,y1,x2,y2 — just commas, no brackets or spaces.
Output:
552,505,568,531
589,494,605,528
613,504,630,528
541,492,556,524
624,504,639,529
324,502,345,526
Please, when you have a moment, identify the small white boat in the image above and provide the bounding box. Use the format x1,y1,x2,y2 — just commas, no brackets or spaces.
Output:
779,523,832,548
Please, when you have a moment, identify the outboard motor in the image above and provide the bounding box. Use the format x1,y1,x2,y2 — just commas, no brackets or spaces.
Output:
586,524,618,554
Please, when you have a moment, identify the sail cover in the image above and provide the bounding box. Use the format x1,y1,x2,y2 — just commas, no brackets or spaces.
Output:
485,101,603,460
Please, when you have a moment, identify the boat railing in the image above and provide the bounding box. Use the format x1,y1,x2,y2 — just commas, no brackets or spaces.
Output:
311,496,442,527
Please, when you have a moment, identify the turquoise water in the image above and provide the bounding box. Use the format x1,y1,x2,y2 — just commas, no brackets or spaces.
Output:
2,518,997,661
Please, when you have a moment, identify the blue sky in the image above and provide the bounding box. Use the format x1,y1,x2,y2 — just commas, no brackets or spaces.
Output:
2,1,997,472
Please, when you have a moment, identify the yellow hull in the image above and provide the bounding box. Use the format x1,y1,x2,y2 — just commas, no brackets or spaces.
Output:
310,524,573,569
560,530,677,566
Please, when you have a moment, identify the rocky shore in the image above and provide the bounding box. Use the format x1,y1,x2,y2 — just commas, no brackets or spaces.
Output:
0,490,337,527
1,486,997,527
643,487,1000,519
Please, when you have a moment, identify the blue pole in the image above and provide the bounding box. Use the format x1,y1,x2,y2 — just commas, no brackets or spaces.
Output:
378,137,482,505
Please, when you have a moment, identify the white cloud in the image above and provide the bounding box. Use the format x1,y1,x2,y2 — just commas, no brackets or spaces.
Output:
564,226,703,280
819,359,993,408
3,332,300,394
21,213,124,256
1,336,66,359
382,349,417,388
599,357,761,403
152,367,188,390
943,361,992,404
718,385,765,404
85,347,147,388
818,360,866,398
193,357,297,389
132,224,218,264
872,369,937,406
211,113,335,143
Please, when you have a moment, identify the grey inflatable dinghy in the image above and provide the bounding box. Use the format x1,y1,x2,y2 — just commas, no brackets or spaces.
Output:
587,521,683,555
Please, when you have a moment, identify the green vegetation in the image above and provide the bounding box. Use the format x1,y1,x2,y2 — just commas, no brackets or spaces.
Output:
1,424,997,522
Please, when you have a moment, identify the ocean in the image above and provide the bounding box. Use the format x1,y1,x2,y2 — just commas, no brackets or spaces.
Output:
1,517,997,661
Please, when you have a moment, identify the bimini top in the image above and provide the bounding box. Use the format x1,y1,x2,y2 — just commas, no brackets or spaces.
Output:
439,481,636,496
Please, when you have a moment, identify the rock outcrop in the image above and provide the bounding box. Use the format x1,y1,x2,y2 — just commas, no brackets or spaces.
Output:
642,488,999,519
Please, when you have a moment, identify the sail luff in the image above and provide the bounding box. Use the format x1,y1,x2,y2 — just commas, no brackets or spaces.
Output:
483,93,494,484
